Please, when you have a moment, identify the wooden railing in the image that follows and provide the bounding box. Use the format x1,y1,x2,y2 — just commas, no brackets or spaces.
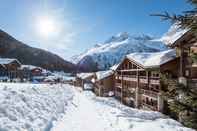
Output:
140,89,158,98
141,102,157,111
150,77,160,85
139,76,148,83
122,75,137,81
115,83,121,88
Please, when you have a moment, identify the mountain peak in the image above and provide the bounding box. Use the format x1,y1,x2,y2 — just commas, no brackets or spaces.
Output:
72,32,167,72
132,34,153,40
105,32,130,43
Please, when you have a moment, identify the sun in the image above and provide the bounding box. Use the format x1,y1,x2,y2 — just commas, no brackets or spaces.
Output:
36,16,58,38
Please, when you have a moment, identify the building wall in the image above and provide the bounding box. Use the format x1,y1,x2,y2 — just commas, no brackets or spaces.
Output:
114,57,179,112
94,75,114,97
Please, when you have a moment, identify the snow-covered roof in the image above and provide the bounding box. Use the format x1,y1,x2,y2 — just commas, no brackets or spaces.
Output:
161,23,189,46
0,58,21,65
21,65,42,70
76,73,94,79
126,49,176,68
95,70,114,81
110,64,120,71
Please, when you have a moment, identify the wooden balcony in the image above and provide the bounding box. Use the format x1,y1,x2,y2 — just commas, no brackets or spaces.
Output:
141,102,157,111
115,83,122,88
150,77,160,85
139,76,148,83
140,89,158,99
122,75,137,82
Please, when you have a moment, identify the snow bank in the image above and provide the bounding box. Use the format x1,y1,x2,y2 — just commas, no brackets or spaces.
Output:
0,83,73,131
126,49,176,68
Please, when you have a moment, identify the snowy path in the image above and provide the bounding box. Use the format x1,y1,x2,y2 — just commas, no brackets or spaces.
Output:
51,89,109,131
51,87,194,131
0,83,193,131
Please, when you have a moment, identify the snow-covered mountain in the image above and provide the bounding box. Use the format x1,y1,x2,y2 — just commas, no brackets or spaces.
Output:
71,32,168,71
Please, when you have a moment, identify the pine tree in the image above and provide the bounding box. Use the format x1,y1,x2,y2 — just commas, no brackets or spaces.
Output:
154,1,197,129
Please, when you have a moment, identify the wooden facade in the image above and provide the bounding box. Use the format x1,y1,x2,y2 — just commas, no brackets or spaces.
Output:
0,59,21,81
20,65,45,81
114,57,179,112
74,73,95,89
167,30,197,87
93,71,114,97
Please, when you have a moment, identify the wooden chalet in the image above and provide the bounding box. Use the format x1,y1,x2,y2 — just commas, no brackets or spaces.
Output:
20,65,44,81
92,70,114,97
0,58,21,80
74,73,95,89
163,26,197,87
114,50,178,112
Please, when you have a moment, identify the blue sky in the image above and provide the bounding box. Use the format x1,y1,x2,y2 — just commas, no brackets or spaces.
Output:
0,0,192,60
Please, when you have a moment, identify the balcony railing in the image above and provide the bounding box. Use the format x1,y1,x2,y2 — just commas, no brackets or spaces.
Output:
141,102,157,111
150,77,160,85
140,89,158,98
115,83,122,88
139,76,148,83
122,75,137,81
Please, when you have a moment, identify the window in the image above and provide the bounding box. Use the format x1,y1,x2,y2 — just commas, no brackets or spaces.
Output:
151,71,159,77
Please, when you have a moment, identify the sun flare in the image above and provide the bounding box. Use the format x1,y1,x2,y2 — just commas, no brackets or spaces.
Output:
36,16,59,38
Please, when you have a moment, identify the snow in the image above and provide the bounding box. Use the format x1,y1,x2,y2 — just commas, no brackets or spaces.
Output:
84,83,93,90
21,65,42,70
52,88,194,131
95,70,114,80
126,49,176,68
76,73,94,79
110,63,120,71
161,23,189,46
0,83,73,131
0,58,21,65
71,32,168,70
0,83,193,131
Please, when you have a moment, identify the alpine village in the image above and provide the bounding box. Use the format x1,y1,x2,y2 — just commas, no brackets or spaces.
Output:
0,0,197,131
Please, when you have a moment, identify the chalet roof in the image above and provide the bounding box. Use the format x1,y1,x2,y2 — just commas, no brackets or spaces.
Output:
21,65,42,70
126,49,176,68
0,58,21,65
161,23,189,46
110,64,120,71
76,73,94,79
95,70,114,81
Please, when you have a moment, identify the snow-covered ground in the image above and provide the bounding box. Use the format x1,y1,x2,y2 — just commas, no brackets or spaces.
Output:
52,86,194,131
0,83,73,131
0,83,194,131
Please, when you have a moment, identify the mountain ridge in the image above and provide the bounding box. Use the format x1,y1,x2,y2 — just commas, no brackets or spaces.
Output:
0,29,75,72
71,32,168,72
